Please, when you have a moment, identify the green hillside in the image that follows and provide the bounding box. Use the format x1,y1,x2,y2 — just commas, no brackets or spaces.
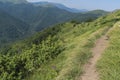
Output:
97,19,120,80
0,9,30,47
86,10,109,15
0,10,120,80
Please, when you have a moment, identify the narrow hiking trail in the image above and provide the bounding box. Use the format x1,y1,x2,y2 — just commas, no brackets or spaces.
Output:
80,35,109,80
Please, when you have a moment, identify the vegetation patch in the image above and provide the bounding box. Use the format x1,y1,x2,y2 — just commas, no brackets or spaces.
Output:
97,22,120,80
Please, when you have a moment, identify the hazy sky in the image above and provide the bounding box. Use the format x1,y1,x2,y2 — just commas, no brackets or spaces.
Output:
27,0,120,11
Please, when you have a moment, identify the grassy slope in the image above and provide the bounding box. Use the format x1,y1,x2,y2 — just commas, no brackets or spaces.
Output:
97,22,120,80
27,17,113,80
1,10,120,80
28,11,120,80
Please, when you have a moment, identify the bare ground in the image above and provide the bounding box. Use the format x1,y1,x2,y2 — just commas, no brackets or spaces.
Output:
80,35,109,80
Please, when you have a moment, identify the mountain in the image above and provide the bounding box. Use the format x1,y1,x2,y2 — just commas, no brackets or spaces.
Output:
0,2,107,32
0,9,30,46
86,10,109,15
0,0,27,4
32,1,88,13
0,2,75,31
0,1,108,48
0,10,120,80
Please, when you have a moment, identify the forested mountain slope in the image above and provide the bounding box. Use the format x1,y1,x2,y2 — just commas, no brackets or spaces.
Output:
0,9,29,47
0,0,27,4
0,1,108,32
0,10,120,80
0,1,109,47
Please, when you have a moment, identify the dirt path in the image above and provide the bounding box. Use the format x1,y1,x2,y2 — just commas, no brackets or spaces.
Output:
80,35,109,80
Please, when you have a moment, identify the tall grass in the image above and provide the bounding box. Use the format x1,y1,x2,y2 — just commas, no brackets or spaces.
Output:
27,11,120,80
27,20,112,80
97,22,120,80
56,26,110,80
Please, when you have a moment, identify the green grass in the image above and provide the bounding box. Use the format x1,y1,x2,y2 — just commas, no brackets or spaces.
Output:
4,13,116,80
56,26,110,80
4,10,118,80
18,10,120,80
97,22,120,80
1,10,120,80
27,21,111,80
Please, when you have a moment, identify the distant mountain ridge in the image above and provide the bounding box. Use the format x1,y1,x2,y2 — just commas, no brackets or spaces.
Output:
86,10,109,15
0,1,107,32
0,0,27,4
32,1,88,13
